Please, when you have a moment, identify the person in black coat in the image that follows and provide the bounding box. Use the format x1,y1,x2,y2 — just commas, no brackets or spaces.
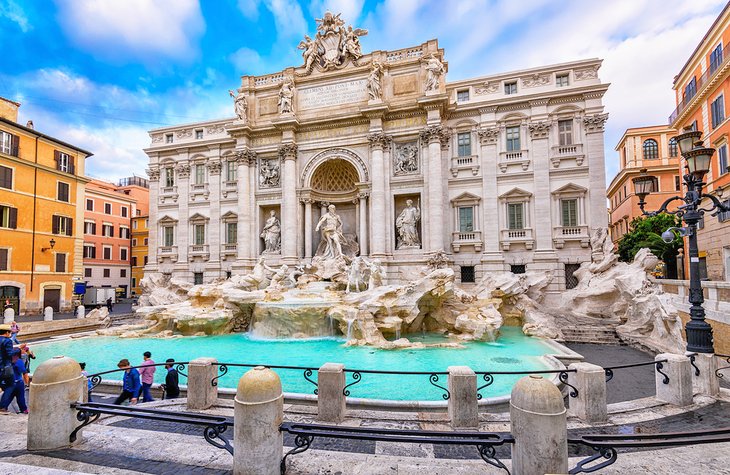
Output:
163,359,180,399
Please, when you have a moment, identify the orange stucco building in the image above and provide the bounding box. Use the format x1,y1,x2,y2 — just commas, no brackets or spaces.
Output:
0,97,92,314
117,176,150,296
669,2,730,280
608,125,680,246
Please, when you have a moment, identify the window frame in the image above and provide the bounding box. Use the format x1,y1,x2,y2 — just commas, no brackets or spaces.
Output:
457,89,470,102
57,152,70,173
226,222,237,245
121,206,128,218
457,132,472,157
642,139,659,160
55,252,67,273
57,181,70,202
507,202,524,230
669,137,678,157
194,223,206,245
164,167,175,187
195,129,204,140
458,206,474,233
0,205,17,229
165,134,173,144
504,81,517,95
560,198,579,227
0,248,9,271
506,125,521,151
163,226,175,247
194,164,205,185
558,119,573,146
556,73,569,87
226,160,237,182
712,94,725,129
0,164,13,190
719,144,729,175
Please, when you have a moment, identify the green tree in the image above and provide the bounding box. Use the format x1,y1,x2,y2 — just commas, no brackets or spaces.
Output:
617,213,683,278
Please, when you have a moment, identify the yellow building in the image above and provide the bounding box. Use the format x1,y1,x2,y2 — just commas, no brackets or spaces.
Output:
0,97,92,314
131,214,149,296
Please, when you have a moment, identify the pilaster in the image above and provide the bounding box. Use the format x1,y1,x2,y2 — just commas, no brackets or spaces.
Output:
279,143,299,264
367,132,391,258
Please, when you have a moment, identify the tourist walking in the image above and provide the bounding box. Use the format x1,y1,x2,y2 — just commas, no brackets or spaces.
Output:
138,351,156,402
0,325,14,391
106,297,113,313
19,344,35,372
9,321,20,344
163,359,180,399
113,359,140,405
0,348,28,414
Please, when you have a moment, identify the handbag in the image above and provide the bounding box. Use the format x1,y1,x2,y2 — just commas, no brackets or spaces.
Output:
0,364,13,388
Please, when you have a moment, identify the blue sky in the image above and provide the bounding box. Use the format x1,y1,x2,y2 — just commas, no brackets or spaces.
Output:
0,0,727,183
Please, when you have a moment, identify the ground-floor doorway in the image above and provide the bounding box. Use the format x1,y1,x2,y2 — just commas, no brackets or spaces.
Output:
43,288,61,312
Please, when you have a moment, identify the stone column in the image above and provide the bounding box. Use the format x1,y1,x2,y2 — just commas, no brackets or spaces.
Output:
208,157,222,271
236,150,254,262
303,198,313,259
358,192,368,256
528,121,553,251
567,362,607,423
691,353,720,397
367,133,390,257
176,161,191,267
420,126,450,252
447,366,478,428
510,375,568,474
655,353,693,406
187,357,218,410
279,143,298,263
234,366,283,475
145,165,160,271
583,114,610,229
317,363,346,423
27,356,85,451
478,126,502,269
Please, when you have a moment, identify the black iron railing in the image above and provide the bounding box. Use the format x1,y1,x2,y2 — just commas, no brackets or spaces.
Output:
475,369,578,400
603,359,670,383
212,363,319,394
716,353,730,378
342,369,450,399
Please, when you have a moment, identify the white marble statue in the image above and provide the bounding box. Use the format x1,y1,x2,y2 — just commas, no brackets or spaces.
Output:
396,199,421,249
261,210,281,253
297,35,318,71
367,62,383,101
341,25,367,60
228,89,247,122
346,256,366,294
278,78,294,114
424,54,444,92
368,259,385,289
394,143,418,175
260,159,280,188
315,204,345,259
268,264,289,289
239,257,275,290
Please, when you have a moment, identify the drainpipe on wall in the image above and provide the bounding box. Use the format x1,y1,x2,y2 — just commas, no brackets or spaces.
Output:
29,135,39,311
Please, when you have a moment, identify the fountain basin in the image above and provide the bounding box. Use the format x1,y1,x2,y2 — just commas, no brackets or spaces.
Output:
31,327,574,401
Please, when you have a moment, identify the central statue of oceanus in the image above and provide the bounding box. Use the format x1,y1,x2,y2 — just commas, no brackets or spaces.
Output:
314,204,358,259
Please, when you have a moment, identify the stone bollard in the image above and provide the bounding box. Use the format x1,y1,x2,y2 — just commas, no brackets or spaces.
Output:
234,366,283,475
447,366,478,428
27,356,85,451
317,363,346,423
689,353,720,397
44,306,53,321
567,362,607,423
655,353,693,406
187,357,218,410
76,305,85,319
510,375,568,475
3,307,14,323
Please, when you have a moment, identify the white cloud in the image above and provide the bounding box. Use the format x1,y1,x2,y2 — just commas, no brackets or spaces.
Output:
238,0,262,21
263,0,308,39
229,47,265,76
53,0,205,61
0,0,30,32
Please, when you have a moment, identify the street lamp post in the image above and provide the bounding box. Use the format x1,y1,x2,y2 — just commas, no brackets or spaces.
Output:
633,129,730,354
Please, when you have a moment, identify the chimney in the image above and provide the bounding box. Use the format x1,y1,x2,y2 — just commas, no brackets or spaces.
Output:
0,97,20,123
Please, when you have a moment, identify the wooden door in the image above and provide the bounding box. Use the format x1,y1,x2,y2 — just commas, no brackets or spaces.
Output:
43,288,61,312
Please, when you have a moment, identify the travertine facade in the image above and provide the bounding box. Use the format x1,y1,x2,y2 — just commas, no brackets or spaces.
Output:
144,13,609,292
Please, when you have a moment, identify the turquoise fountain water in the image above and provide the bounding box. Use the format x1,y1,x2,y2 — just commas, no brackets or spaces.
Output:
32,327,558,401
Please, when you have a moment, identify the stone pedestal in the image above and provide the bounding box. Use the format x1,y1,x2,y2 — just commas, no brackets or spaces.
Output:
655,353,692,406
510,375,568,475
567,362,607,423
447,366,478,428
690,353,720,397
43,306,53,321
3,307,13,323
27,356,85,451
76,305,85,319
187,357,218,410
234,366,283,475
317,363,346,423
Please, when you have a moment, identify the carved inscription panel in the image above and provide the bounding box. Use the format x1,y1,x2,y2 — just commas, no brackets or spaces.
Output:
298,79,368,110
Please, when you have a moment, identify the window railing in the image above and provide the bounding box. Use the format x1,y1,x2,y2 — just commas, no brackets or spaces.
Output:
670,43,730,124
159,246,177,254
500,150,526,160
551,143,582,156
189,244,210,255
501,228,532,240
451,230,481,242
554,225,588,237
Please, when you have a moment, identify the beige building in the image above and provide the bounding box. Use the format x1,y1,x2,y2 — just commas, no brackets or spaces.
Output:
144,13,609,292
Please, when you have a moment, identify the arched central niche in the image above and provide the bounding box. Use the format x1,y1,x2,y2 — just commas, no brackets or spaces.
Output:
310,158,359,194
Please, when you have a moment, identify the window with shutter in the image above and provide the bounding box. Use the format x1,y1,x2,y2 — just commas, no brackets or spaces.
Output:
0,165,12,189
55,253,66,273
57,182,70,202
508,203,524,229
52,215,59,234
0,248,8,271
561,199,578,227
66,217,73,236
0,205,16,229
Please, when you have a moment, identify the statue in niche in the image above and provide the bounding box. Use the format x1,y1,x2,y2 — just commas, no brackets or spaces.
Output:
297,35,318,71
394,144,418,175
228,89,247,122
260,210,281,254
315,204,346,259
260,159,280,187
395,199,421,249
278,78,294,114
367,62,383,101
423,54,445,92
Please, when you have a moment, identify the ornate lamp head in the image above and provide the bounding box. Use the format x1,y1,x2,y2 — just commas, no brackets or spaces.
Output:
632,168,658,203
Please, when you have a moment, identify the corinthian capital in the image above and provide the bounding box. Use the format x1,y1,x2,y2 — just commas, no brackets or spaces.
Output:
582,113,609,133
235,149,257,166
477,127,499,145
419,125,451,149
278,143,298,160
528,121,550,140
367,132,391,150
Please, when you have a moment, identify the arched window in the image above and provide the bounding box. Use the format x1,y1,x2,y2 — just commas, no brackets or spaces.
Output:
668,137,678,157
643,139,659,159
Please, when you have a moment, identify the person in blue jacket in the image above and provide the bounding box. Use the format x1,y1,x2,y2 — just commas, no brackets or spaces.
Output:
113,358,141,405
0,348,28,414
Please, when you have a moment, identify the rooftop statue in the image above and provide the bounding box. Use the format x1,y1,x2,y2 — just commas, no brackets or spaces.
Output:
298,11,368,74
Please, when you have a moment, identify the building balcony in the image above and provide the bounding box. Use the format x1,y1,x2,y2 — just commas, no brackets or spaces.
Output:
157,245,178,263
549,143,584,168
221,243,237,260
190,183,210,202
552,225,590,249
498,150,530,173
500,228,534,251
189,244,210,261
159,185,178,204
449,155,479,177
221,181,237,199
451,230,482,253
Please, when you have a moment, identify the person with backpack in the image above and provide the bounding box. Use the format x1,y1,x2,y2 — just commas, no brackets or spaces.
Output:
113,359,140,405
0,348,28,414
0,325,14,394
